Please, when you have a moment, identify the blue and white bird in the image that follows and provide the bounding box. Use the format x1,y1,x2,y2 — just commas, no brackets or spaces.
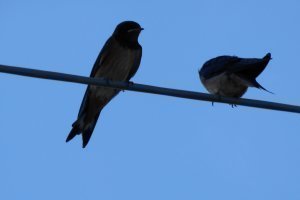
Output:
199,53,272,99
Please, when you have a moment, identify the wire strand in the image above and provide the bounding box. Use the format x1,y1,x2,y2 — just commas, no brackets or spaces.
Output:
0,64,299,114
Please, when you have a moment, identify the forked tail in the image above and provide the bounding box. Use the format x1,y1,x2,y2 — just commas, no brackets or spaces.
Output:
66,113,100,148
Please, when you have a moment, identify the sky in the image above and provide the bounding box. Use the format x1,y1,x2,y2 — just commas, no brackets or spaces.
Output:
1,0,300,199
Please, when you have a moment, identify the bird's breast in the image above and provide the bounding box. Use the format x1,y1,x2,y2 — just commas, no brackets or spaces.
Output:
95,45,139,81
201,73,248,98
90,42,140,100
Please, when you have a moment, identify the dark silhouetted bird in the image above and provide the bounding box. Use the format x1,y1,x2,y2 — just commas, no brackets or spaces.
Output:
66,21,143,148
199,53,272,99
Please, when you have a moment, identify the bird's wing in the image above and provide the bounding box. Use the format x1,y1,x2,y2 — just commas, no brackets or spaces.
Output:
200,56,241,79
77,37,114,117
126,45,142,81
228,53,271,79
230,54,272,93
90,37,114,77
78,89,89,118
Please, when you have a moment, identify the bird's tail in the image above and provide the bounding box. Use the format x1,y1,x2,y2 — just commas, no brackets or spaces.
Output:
236,52,273,93
251,79,274,94
66,112,100,148
253,53,273,93
66,120,82,143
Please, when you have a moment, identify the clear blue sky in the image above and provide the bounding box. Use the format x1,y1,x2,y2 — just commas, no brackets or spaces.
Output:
1,1,300,199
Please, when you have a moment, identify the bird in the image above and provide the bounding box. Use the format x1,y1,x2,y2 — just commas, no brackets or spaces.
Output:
198,53,272,104
66,21,143,148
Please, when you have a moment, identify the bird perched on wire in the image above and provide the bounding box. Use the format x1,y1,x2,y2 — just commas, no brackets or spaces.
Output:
198,53,272,104
66,21,143,148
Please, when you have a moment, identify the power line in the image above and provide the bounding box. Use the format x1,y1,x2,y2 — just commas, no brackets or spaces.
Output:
0,64,299,114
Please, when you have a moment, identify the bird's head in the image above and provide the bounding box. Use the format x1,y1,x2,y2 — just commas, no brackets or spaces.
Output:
113,21,143,47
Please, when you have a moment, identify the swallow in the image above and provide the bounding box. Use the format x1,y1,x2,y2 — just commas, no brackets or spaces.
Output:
66,21,143,148
199,53,272,103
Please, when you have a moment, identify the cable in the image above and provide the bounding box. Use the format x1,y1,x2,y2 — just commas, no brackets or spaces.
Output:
0,64,299,114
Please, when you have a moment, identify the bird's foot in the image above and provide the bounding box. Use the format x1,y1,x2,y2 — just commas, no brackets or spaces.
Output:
104,78,112,85
103,78,121,92
211,94,222,106
230,104,237,108
122,81,134,92
127,81,134,86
